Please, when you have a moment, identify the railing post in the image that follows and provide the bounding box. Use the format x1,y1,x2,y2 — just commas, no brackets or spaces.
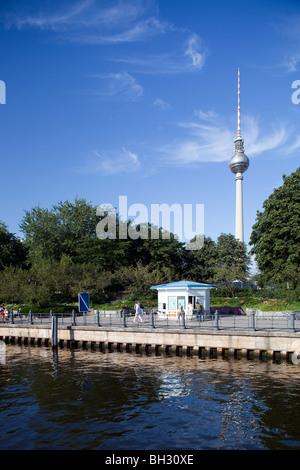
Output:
96,309,100,327
214,310,219,330
10,310,14,324
251,310,256,331
29,309,33,325
122,309,126,327
72,309,76,326
151,309,155,328
182,312,186,329
51,315,58,349
290,311,296,331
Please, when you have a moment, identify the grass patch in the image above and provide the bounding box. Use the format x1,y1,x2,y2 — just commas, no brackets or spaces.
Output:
211,297,300,311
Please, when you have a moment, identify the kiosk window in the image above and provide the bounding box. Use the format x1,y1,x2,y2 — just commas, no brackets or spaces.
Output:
168,296,177,310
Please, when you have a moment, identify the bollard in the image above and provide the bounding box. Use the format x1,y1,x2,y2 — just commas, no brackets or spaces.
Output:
29,309,33,325
122,309,126,327
151,309,155,328
251,310,256,330
182,312,186,329
72,309,76,326
290,311,295,331
52,315,58,348
214,310,219,330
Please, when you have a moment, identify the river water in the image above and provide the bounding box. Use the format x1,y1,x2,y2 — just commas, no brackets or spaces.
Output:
0,343,299,451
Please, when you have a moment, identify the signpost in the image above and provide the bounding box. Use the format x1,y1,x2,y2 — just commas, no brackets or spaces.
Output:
78,292,90,313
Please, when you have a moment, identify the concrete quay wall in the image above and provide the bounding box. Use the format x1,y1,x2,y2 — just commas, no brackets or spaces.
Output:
0,324,299,360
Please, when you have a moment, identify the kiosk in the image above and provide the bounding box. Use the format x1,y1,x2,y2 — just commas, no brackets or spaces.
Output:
150,280,216,320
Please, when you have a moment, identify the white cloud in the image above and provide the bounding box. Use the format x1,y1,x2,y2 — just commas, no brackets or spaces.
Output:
184,34,207,70
153,98,171,110
2,0,169,44
282,53,300,73
77,17,169,44
111,33,207,75
90,72,143,101
157,111,289,166
194,109,218,122
90,147,141,175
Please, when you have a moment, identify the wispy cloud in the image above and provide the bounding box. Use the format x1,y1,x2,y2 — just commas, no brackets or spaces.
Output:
88,147,141,175
81,110,294,176
153,98,171,110
89,71,143,101
2,1,207,75
156,111,289,166
2,0,169,44
74,17,170,44
270,14,300,73
111,33,207,74
281,53,300,73
184,34,207,70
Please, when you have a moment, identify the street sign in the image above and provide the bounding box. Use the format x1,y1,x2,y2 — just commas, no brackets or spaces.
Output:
78,292,90,312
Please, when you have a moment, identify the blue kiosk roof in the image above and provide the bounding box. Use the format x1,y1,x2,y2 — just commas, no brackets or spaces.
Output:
150,280,216,290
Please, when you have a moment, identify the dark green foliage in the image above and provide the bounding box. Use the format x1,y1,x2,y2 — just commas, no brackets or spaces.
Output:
0,222,28,270
249,167,300,288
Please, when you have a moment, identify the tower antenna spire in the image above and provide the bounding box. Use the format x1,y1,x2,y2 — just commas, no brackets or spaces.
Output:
237,67,241,136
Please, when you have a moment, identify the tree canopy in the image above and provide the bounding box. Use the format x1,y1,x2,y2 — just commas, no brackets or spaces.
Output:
0,222,28,270
249,167,300,288
0,196,253,306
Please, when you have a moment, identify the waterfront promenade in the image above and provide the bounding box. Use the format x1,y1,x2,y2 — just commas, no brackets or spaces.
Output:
0,310,300,362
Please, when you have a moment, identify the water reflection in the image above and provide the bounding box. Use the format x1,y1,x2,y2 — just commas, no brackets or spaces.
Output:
0,344,299,450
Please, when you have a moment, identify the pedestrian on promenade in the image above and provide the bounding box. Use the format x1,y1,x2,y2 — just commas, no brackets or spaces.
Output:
178,303,184,323
4,308,8,321
196,302,203,321
133,301,144,324
187,302,193,319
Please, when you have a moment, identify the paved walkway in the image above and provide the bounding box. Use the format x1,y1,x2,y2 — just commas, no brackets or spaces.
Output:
2,311,299,333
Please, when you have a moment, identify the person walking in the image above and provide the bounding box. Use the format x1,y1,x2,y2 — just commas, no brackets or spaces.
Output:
133,301,144,324
187,302,193,319
196,302,203,321
178,303,184,323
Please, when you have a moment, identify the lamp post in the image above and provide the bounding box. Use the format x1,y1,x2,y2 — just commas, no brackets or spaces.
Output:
28,275,38,296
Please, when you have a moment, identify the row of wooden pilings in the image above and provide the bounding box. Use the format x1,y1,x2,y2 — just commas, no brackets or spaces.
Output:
0,334,297,364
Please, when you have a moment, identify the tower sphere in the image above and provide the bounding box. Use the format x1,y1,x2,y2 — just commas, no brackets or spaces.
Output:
229,136,249,174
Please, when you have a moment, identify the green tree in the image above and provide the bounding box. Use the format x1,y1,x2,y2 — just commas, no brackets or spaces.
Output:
0,222,28,270
213,233,250,294
20,198,98,263
114,261,176,296
0,266,31,303
249,168,300,288
183,236,218,282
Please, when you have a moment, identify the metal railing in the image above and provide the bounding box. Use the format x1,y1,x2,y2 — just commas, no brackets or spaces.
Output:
0,309,299,332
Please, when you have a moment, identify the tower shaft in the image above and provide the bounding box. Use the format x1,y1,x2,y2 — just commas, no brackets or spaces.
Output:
235,173,244,242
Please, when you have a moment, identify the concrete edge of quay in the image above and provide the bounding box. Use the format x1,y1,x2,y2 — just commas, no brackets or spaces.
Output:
0,323,299,363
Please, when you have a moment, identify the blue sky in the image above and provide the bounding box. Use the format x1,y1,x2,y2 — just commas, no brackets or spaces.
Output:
0,0,299,258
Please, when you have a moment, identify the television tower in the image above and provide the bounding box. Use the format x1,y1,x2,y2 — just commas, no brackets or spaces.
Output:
229,68,249,242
